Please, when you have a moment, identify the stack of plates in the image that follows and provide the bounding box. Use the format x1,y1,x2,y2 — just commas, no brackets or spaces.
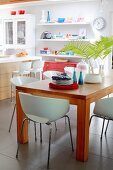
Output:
52,79,73,85
52,72,73,85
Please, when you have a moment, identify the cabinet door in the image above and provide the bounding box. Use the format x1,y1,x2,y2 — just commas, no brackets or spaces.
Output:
4,20,14,45
0,19,3,46
17,20,26,45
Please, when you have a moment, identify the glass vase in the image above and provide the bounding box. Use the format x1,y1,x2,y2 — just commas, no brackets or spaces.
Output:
47,11,51,23
99,65,104,77
73,68,77,83
78,71,84,85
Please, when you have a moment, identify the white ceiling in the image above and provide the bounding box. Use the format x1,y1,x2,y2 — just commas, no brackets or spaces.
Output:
0,0,97,9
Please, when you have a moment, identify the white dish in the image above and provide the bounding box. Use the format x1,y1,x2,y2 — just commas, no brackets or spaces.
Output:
84,74,102,84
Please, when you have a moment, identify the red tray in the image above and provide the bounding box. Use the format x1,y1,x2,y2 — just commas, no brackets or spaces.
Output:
49,83,79,90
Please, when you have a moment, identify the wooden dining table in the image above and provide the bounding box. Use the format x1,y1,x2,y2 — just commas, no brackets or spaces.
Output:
16,71,113,162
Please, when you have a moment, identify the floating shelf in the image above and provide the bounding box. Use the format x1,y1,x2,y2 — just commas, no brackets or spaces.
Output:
38,22,90,26
38,39,91,42
38,54,82,59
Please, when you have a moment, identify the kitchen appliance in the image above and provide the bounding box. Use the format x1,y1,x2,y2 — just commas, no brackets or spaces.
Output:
40,31,52,39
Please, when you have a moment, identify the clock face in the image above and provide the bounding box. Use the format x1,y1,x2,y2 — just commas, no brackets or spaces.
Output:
93,17,106,30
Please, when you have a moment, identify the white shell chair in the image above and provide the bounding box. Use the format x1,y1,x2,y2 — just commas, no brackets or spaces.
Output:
9,76,38,132
64,66,75,78
16,92,74,169
11,61,32,101
30,60,44,80
12,61,32,77
43,70,64,128
90,97,113,139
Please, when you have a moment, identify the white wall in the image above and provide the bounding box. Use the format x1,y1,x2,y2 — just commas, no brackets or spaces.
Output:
0,0,113,68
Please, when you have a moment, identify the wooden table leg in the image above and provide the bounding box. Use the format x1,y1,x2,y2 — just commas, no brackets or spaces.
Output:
16,89,28,143
76,99,90,161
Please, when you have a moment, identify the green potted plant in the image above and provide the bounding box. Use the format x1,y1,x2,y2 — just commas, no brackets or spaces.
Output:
60,36,113,83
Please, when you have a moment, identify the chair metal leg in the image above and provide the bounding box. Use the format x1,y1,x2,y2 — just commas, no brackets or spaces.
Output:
16,118,28,158
47,124,52,169
9,104,16,132
40,71,43,80
34,122,37,141
89,115,95,126
11,85,13,102
11,74,14,102
105,120,109,135
65,117,67,125
54,122,57,131
40,123,42,143
101,118,105,139
65,115,74,152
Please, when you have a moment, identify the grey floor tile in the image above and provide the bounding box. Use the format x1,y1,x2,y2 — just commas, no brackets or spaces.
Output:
0,99,113,170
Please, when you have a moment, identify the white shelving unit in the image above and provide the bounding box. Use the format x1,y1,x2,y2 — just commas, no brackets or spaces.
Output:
37,21,94,61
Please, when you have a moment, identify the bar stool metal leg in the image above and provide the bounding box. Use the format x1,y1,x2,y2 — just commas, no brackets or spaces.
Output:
9,104,16,132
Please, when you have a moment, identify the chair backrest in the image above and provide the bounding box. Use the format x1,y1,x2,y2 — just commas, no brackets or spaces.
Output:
11,76,38,95
64,67,75,73
19,92,70,122
19,62,32,73
32,60,44,70
64,67,75,78
94,97,113,119
43,71,62,79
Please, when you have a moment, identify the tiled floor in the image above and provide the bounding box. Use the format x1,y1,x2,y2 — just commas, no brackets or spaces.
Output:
0,99,113,170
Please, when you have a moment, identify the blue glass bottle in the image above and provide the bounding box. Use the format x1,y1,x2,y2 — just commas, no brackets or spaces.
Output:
78,71,83,85
73,68,77,83
47,11,51,23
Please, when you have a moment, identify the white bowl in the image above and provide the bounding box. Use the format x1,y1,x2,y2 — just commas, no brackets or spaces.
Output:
84,73,102,84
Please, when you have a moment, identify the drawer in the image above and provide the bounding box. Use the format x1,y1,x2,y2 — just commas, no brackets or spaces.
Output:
0,73,12,88
0,87,10,100
0,63,20,74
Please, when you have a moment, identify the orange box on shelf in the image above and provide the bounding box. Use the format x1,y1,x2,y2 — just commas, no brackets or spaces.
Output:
10,11,16,15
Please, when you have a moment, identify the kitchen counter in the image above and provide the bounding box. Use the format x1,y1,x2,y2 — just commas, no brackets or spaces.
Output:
0,55,42,64
0,55,42,100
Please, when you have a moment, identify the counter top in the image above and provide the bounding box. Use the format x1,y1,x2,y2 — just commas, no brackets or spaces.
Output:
0,55,42,64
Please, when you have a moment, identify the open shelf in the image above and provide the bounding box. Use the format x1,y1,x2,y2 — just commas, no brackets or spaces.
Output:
38,22,90,26
38,54,81,59
38,39,91,42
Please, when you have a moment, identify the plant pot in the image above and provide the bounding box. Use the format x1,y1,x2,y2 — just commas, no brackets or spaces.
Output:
84,73,102,84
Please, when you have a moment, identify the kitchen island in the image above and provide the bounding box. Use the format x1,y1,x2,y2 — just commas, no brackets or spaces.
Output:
0,55,42,100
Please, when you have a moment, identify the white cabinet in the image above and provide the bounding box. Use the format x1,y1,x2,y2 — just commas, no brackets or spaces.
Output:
3,14,35,55
0,19,3,51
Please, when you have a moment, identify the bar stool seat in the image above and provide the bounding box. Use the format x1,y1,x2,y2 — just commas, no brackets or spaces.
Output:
11,61,32,101
30,60,44,80
12,61,32,77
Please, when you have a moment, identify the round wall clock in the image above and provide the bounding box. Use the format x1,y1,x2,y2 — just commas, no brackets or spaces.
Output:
93,17,106,30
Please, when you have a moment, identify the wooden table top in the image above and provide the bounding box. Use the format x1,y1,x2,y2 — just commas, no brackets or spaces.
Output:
16,71,113,102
